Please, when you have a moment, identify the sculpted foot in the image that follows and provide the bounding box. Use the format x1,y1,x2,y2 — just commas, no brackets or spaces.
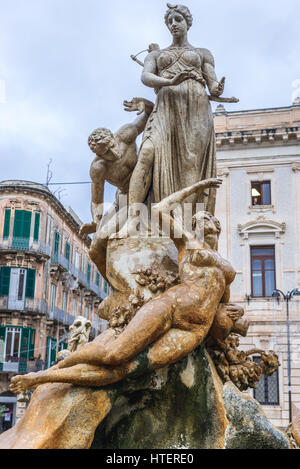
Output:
10,374,36,394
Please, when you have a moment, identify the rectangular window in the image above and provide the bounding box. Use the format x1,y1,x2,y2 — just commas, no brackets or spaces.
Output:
253,357,280,405
46,337,57,369
25,269,36,299
17,269,26,300
75,251,79,269
65,242,70,261
251,246,276,297
12,210,32,249
62,291,68,312
251,181,271,206
0,266,11,297
5,327,21,361
87,264,91,286
72,298,77,316
3,209,11,239
8,268,27,310
33,213,40,242
50,284,57,312
53,232,60,257
96,272,100,286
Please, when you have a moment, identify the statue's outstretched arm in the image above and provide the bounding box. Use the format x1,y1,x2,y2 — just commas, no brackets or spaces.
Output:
79,176,105,236
120,97,155,138
201,49,225,97
153,178,223,217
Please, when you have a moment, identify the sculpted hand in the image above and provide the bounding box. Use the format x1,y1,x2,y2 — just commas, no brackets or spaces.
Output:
211,77,225,97
79,222,97,236
124,98,154,116
170,71,192,86
195,178,223,193
226,304,244,322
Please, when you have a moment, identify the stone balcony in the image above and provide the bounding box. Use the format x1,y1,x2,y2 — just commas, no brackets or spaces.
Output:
0,297,48,315
0,237,51,258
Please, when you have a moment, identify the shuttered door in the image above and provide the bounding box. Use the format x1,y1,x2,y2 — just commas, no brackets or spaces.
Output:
19,328,29,373
33,213,40,242
0,326,5,371
87,264,91,288
53,232,60,262
28,328,36,359
25,269,36,299
0,267,11,297
13,210,32,249
46,337,57,368
3,209,11,239
65,242,70,269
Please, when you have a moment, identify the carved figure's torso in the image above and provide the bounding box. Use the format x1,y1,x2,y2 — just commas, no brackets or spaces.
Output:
91,140,137,193
156,47,203,79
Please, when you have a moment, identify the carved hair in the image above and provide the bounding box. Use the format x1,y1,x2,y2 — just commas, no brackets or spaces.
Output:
164,3,193,30
88,128,114,153
192,211,221,236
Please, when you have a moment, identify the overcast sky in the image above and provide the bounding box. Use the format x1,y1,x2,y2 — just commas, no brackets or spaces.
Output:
0,0,299,222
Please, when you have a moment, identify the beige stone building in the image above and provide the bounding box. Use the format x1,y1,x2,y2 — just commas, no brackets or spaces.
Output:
215,98,300,428
0,180,109,432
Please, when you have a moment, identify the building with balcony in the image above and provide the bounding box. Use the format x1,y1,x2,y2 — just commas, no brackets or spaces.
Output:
215,97,300,428
0,180,109,433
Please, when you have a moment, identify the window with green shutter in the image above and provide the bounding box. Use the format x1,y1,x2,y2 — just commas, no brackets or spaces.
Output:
46,337,57,368
28,328,36,359
59,342,68,351
0,326,5,371
25,269,36,299
33,213,40,242
87,264,91,286
65,242,70,264
53,232,60,262
13,210,32,249
96,272,100,286
3,209,11,239
19,327,30,373
0,266,11,297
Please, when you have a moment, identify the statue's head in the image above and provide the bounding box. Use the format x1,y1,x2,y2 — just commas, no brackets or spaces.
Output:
88,128,121,160
192,211,221,250
164,3,193,36
69,316,92,343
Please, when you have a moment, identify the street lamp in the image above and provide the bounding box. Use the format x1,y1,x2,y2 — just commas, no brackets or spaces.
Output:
272,288,300,423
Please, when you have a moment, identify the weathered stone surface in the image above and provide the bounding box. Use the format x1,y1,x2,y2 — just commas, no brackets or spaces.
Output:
91,346,228,449
0,383,114,449
99,237,178,323
223,382,290,449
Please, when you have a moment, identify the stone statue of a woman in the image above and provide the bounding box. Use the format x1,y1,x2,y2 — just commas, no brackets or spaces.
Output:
128,4,226,215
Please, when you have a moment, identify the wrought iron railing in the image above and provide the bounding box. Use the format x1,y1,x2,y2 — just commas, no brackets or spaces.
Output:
0,237,51,257
51,253,70,271
47,307,76,327
0,357,27,374
0,297,47,314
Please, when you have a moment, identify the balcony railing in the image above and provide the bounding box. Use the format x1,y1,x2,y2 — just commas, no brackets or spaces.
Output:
0,357,28,374
51,253,70,271
78,271,88,287
48,306,65,323
47,307,76,327
69,263,79,279
0,297,47,314
0,237,51,257
90,282,107,298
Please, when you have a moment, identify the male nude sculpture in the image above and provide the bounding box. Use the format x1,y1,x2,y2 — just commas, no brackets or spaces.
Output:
80,97,154,280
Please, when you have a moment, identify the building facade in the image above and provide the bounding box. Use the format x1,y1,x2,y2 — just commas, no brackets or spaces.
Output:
215,98,300,428
0,180,108,432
